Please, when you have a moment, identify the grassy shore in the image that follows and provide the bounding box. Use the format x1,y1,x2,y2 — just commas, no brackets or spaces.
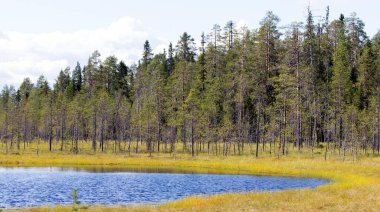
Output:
1,142,380,211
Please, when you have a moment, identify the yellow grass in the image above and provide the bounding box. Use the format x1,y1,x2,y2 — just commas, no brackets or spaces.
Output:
1,142,380,211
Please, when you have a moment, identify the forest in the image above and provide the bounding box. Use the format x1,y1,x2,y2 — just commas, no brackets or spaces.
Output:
1,7,380,160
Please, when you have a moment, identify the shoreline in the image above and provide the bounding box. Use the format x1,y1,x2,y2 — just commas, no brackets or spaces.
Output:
1,153,378,211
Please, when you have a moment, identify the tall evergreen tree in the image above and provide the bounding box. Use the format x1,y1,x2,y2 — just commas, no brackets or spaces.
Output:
253,11,281,157
176,32,196,62
72,62,83,92
330,16,352,150
142,40,153,66
357,40,376,109
167,43,175,76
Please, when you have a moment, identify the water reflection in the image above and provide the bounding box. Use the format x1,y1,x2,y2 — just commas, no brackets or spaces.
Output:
0,167,329,209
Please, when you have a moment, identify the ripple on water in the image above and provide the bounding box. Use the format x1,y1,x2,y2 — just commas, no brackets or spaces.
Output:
0,167,328,208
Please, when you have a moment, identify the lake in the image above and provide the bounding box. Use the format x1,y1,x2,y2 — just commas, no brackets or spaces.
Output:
0,167,328,208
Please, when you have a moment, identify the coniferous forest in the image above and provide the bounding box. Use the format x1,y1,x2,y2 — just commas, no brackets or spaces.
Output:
2,8,380,159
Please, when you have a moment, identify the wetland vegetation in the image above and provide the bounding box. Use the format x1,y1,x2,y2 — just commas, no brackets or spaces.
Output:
0,5,380,211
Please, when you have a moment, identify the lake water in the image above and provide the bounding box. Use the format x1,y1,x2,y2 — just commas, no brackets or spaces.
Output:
0,167,328,208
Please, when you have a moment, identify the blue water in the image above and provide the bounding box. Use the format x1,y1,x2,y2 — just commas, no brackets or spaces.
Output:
0,167,328,208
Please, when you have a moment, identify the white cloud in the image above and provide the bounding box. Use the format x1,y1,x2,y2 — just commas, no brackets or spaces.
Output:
296,0,340,6
0,17,168,89
237,19,248,29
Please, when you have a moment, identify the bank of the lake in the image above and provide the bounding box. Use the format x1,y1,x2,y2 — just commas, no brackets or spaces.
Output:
0,152,379,211
0,167,328,208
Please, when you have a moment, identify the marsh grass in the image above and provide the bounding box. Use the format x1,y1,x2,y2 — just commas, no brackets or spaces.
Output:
1,141,380,211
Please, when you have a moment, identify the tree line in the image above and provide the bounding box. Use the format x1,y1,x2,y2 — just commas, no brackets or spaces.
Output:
1,7,380,159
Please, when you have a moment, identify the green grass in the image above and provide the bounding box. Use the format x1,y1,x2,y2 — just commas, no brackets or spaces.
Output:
1,141,380,211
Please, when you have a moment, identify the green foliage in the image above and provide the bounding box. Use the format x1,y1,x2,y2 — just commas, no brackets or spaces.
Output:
1,9,380,157
72,62,83,93
357,41,376,109
331,30,352,106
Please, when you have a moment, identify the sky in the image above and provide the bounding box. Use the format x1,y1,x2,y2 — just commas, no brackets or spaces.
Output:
0,0,379,89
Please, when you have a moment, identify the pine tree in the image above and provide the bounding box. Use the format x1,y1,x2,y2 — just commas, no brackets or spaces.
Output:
55,67,71,93
117,61,133,101
72,62,83,93
176,32,196,62
331,17,352,150
101,55,118,93
303,7,319,150
3,8,380,157
253,11,281,157
167,43,175,76
142,40,153,66
84,50,101,90
357,40,376,109
284,22,303,150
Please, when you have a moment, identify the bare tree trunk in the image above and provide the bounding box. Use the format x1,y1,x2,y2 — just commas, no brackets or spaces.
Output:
60,106,65,151
49,97,53,152
100,114,105,152
74,113,79,154
5,107,8,153
17,111,21,150
256,99,260,158
92,108,97,152
191,117,195,157
283,93,287,156
23,109,27,150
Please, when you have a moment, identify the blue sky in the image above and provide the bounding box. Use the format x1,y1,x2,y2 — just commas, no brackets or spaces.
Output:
0,0,379,88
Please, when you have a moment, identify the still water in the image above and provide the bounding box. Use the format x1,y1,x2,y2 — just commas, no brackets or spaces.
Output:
0,167,328,208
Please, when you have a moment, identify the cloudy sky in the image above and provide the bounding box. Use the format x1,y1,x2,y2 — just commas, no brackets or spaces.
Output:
0,0,379,89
